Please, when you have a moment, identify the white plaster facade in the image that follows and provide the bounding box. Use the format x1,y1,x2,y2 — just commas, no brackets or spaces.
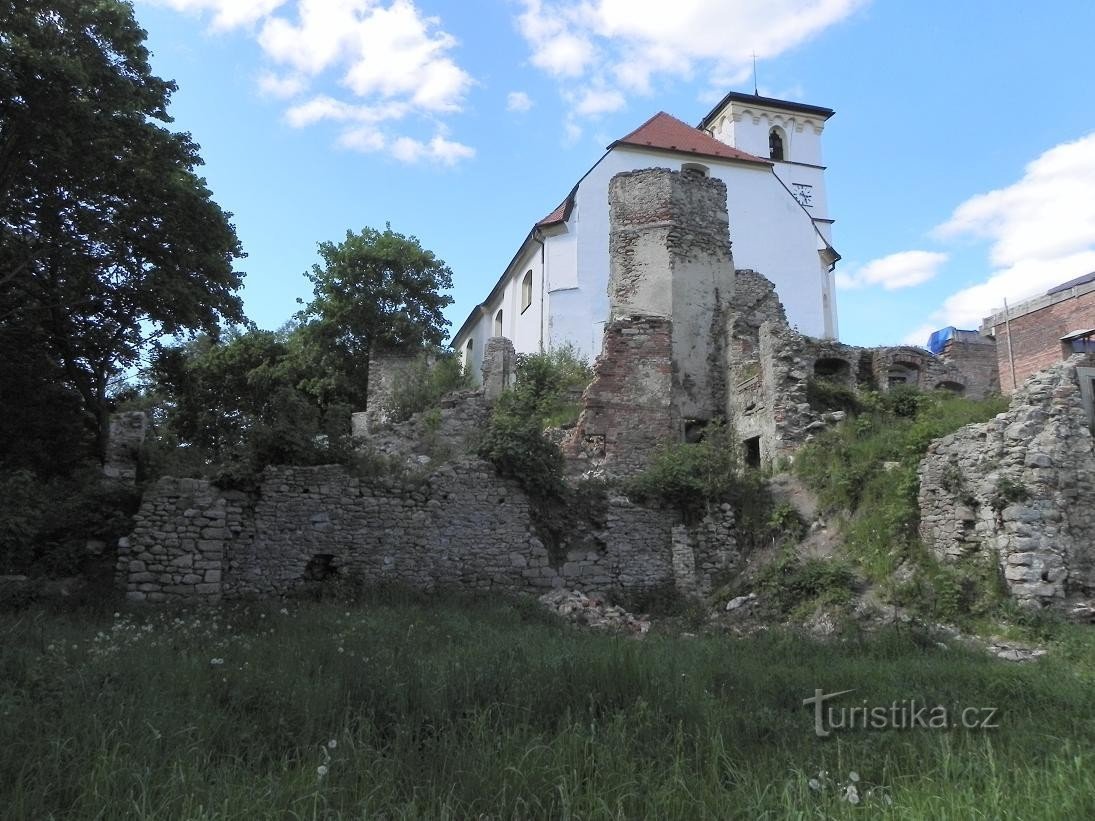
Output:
454,93,839,378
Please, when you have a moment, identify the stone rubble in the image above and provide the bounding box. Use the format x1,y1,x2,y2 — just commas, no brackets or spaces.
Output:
538,589,651,635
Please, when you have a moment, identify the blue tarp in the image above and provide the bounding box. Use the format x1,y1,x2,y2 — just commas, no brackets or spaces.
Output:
926,327,955,355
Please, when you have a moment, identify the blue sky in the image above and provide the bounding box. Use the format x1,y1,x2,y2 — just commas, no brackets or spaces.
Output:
135,1,1095,348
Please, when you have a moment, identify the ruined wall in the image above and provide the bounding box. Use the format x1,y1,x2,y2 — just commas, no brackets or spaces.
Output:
567,168,734,475
481,337,516,401
919,357,1095,607
103,412,148,483
363,349,425,432
941,334,999,399
118,460,737,602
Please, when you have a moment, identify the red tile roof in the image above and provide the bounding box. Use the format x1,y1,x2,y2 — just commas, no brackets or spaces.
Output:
536,197,571,227
611,111,771,165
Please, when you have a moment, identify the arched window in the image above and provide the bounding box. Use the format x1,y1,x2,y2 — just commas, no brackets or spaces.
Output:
494,309,503,337
463,338,474,374
769,127,785,161
521,270,534,312
682,162,709,177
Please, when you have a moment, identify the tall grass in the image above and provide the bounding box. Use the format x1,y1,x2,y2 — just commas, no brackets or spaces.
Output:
2,593,1093,819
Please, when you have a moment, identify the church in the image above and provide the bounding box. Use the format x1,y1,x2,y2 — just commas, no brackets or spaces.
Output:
452,91,840,375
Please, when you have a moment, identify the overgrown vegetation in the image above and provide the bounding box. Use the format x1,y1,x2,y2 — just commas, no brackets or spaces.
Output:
2,595,1093,818
476,347,592,499
794,389,1010,623
624,422,780,551
386,352,470,423
755,550,858,616
805,376,861,414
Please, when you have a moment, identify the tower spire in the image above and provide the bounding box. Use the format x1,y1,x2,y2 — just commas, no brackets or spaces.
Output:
752,52,758,95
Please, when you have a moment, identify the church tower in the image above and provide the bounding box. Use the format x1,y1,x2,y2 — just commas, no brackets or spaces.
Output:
699,91,835,246
699,92,838,337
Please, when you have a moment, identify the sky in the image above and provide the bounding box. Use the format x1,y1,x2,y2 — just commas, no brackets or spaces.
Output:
133,0,1095,348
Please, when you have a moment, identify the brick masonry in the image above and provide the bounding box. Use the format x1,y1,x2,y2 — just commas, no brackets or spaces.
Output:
983,285,1095,393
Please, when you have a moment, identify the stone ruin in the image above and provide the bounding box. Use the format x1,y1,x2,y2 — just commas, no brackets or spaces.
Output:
116,166,1030,607
919,355,1095,607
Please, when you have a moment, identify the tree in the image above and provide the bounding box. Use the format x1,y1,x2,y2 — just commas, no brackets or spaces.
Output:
297,225,455,407
0,0,245,459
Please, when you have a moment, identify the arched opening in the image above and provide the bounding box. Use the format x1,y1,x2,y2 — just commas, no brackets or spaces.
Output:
935,381,966,395
887,362,920,387
463,338,474,374
813,357,852,381
769,127,785,161
682,162,709,177
494,309,503,337
521,270,534,312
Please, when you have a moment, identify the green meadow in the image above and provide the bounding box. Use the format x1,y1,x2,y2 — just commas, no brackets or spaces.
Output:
2,592,1093,820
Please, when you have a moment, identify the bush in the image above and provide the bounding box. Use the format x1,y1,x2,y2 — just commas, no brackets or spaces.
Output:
754,552,857,614
805,377,861,414
476,351,588,499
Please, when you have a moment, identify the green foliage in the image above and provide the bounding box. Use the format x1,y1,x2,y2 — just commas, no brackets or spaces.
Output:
755,552,858,614
991,476,1031,511
805,377,861,414
477,349,591,498
296,225,455,408
625,423,776,549
386,352,471,424
1,0,245,457
768,502,808,543
0,465,138,575
8,597,1093,817
888,551,1008,624
795,391,1009,589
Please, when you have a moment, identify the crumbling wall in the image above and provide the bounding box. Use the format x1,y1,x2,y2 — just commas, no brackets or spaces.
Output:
118,460,736,602
919,357,1095,607
481,337,516,401
567,168,734,476
362,348,424,433
941,333,999,399
103,412,147,483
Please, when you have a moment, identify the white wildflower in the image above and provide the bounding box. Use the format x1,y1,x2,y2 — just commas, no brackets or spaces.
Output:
210,658,224,666
848,771,860,782
844,785,860,805
808,778,821,791
279,608,288,615
327,739,337,750
317,764,329,778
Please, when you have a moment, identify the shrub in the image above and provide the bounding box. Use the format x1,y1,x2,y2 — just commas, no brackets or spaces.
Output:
754,552,857,614
805,377,861,414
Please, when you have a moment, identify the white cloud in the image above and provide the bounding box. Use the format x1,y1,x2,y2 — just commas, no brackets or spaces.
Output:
257,71,308,99
146,0,288,30
507,91,534,112
515,0,866,127
837,251,948,291
148,0,475,165
572,86,626,116
912,132,1095,330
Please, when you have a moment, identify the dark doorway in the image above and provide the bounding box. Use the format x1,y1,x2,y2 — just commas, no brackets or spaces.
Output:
743,436,762,469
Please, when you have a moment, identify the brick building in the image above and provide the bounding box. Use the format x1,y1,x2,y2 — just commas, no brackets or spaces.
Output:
981,272,1095,393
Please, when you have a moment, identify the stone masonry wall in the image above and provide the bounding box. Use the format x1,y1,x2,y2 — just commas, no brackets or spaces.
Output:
919,357,1095,607
119,459,737,602
363,348,425,433
941,334,999,399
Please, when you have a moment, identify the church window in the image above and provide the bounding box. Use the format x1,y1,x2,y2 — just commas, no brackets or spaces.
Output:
769,127,785,161
521,270,534,312
463,338,474,374
494,309,504,337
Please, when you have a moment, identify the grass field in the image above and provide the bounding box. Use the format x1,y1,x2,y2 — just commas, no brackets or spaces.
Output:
2,591,1093,819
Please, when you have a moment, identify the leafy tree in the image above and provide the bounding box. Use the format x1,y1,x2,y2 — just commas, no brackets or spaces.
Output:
0,0,245,458
297,225,455,407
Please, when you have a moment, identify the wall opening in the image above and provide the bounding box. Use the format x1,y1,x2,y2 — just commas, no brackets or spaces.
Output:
743,436,761,469
303,554,336,581
769,127,786,161
684,418,709,444
682,162,710,177
463,338,474,374
521,270,534,312
935,380,966,394
813,357,852,381
887,362,920,387
494,309,503,337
